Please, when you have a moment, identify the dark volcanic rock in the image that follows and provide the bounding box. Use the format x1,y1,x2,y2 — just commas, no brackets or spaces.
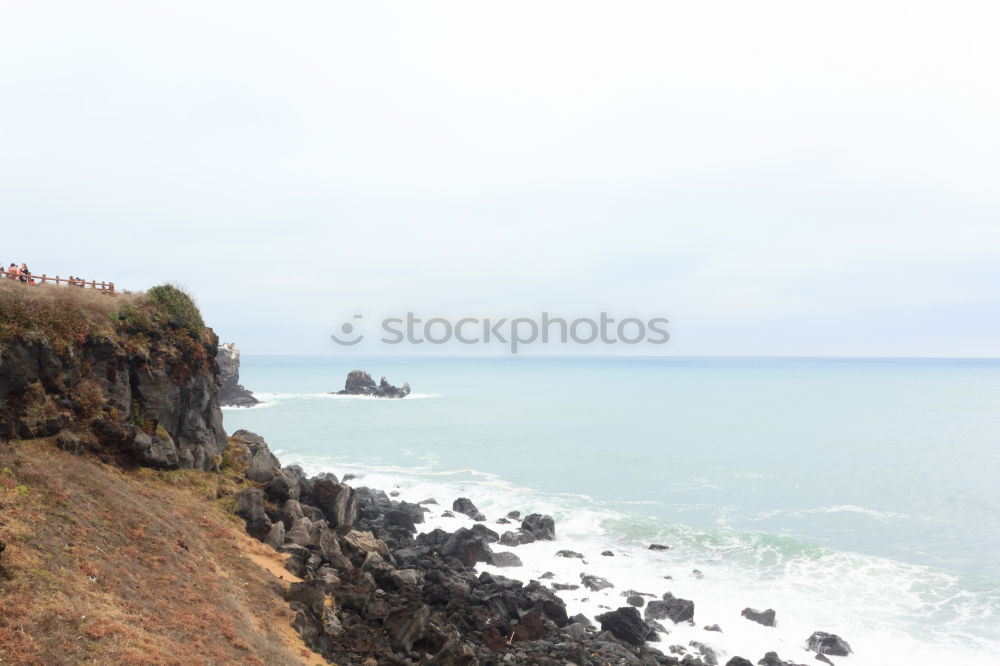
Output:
725,658,754,666
499,529,536,547
231,430,280,483
649,543,670,551
452,497,486,521
469,524,499,542
235,488,272,540
807,631,852,656
645,592,694,624
741,607,776,627
491,551,523,568
580,573,614,591
596,606,651,646
441,527,494,567
690,640,719,665
335,370,410,398
555,549,585,559
759,651,809,666
0,327,227,469
217,342,259,407
521,513,555,540
384,602,430,652
310,478,358,528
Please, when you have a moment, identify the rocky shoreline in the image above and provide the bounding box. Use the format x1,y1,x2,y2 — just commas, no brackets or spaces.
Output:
230,430,851,666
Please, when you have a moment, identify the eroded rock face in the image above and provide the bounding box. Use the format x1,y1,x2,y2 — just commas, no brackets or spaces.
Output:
217,343,258,408
335,370,410,398
0,330,227,470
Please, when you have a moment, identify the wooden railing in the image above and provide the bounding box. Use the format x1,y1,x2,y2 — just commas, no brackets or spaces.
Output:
1,269,115,295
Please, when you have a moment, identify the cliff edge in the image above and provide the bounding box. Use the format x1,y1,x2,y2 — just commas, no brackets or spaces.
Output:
0,281,226,469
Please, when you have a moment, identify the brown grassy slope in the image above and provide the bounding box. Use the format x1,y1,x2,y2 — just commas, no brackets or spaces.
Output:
0,439,324,665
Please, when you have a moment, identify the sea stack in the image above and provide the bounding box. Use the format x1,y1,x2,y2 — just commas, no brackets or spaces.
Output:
335,370,410,398
217,342,259,408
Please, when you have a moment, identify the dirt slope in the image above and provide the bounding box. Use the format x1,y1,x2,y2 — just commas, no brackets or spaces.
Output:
0,438,325,665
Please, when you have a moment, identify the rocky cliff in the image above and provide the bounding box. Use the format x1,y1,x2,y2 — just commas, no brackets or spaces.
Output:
0,281,226,469
217,342,259,408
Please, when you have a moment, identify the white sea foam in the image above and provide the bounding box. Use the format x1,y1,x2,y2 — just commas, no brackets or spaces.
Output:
283,459,1000,666
750,505,913,522
221,391,441,410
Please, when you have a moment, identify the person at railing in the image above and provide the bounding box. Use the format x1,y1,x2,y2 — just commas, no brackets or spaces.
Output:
19,263,32,284
6,263,19,280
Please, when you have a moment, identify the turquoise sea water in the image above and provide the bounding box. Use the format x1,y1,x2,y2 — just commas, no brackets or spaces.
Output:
223,356,1000,664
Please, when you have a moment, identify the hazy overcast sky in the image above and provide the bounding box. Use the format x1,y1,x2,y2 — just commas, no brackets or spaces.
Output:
2,1,998,355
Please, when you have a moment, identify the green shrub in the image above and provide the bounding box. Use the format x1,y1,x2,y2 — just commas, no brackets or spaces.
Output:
146,284,205,334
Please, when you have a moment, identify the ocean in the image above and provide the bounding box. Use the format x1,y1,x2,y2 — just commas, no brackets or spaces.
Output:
222,355,1000,665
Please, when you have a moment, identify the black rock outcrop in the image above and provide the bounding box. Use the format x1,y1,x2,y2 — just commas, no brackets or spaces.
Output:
335,370,410,398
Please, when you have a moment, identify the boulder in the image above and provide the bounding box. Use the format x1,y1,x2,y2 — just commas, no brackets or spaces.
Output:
264,521,286,550
311,478,358,528
521,513,555,540
807,631,852,656
690,641,719,665
441,527,494,567
596,606,651,646
580,574,614,592
741,607,776,627
492,552,523,568
645,593,694,624
725,659,754,666
758,651,809,666
499,529,536,547
231,430,280,483
627,595,645,608
384,602,430,652
649,544,670,551
555,550,585,559
452,497,486,521
234,488,272,540
469,523,499,543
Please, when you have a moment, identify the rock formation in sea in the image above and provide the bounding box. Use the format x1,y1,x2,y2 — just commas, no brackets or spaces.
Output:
335,369,410,398
217,342,259,408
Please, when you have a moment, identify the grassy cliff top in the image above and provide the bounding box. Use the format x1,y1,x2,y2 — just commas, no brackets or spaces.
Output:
0,281,208,353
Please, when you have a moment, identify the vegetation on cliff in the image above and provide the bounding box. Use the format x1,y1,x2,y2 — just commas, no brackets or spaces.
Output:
0,280,226,469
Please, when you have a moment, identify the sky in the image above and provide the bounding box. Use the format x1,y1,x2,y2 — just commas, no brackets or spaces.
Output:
2,1,998,356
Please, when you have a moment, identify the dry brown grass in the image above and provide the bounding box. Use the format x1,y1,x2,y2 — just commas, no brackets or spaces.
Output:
0,439,326,665
0,280,147,352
